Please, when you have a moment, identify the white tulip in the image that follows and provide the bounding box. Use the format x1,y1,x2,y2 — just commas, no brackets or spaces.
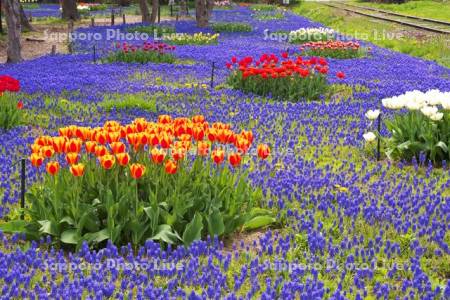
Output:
405,99,422,111
429,112,444,121
420,106,438,117
365,109,380,120
363,132,377,143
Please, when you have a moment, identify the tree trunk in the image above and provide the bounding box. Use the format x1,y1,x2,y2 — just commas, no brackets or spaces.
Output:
150,0,158,23
61,0,80,21
3,0,23,63
206,0,214,19
19,4,34,31
179,0,188,16
139,0,151,23
195,0,209,27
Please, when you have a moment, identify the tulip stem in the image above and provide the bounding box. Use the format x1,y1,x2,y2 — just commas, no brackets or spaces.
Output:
377,113,381,161
20,158,26,220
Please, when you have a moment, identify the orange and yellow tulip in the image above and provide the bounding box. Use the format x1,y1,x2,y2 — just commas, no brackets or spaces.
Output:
211,149,225,164
46,161,60,176
110,142,126,154
40,146,55,158
95,145,109,157
66,138,83,153
257,144,270,160
85,141,97,153
229,152,242,167
70,163,85,177
116,153,130,166
165,159,177,174
151,148,166,164
130,163,146,179
99,154,115,170
158,114,172,124
65,152,79,165
197,141,209,156
30,153,44,167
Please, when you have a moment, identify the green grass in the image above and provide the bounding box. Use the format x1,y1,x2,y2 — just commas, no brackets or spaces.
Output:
354,0,450,22
211,22,252,33
292,2,450,68
100,93,157,112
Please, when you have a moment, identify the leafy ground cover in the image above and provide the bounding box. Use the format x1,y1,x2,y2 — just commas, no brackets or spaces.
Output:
0,5,449,299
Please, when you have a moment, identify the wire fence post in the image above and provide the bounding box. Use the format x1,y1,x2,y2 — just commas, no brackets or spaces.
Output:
93,44,96,63
0,0,3,34
158,4,161,23
111,6,115,26
376,113,381,161
20,159,26,220
122,14,126,24
210,62,215,89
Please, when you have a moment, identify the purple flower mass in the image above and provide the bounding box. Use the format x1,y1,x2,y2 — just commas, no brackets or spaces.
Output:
0,6,449,299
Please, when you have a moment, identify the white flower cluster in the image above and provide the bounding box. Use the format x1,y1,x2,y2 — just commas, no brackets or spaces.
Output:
77,5,90,11
381,89,450,121
289,27,335,37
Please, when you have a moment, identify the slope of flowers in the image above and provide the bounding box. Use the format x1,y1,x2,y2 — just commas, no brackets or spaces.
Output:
0,6,449,299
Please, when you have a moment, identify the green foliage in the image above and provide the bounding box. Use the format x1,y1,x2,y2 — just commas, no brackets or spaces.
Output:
250,4,278,11
127,25,176,36
302,47,367,59
384,111,450,164
163,33,219,45
253,11,285,20
211,22,252,33
13,158,272,249
103,49,176,64
227,71,328,102
88,4,109,11
100,93,158,112
0,93,23,131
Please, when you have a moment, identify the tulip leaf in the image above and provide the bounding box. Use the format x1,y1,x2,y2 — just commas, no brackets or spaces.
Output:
182,213,203,246
38,220,58,236
151,224,181,244
83,229,110,244
61,229,80,245
59,216,75,226
207,209,225,237
243,216,276,231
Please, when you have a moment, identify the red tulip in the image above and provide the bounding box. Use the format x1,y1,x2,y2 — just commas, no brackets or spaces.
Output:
336,71,345,79
197,141,209,156
17,101,23,109
65,152,79,165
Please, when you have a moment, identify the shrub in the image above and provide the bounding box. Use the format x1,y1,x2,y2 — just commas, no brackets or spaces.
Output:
289,27,335,44
127,25,176,37
0,76,23,131
163,33,219,45
226,53,345,101
211,22,252,33
88,4,109,11
300,41,367,59
364,90,450,164
103,42,176,64
11,116,274,248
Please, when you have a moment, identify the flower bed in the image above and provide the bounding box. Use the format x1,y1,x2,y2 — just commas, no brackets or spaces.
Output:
0,76,23,131
10,115,274,248
300,41,366,59
226,53,344,101
289,27,335,44
365,90,450,164
104,42,176,64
